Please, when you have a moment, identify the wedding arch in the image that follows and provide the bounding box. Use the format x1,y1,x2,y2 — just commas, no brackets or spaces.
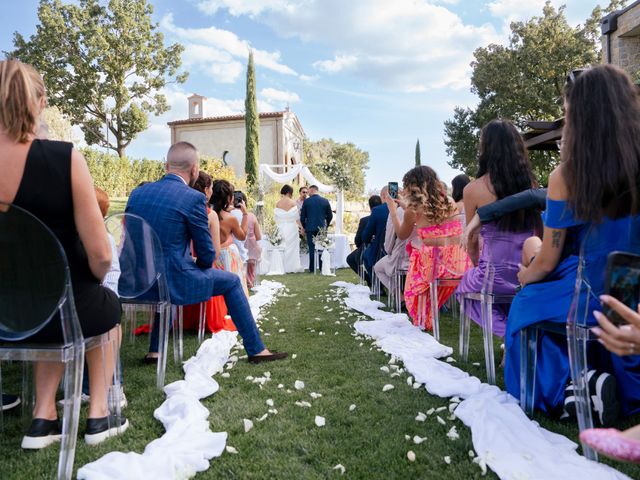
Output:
259,163,344,233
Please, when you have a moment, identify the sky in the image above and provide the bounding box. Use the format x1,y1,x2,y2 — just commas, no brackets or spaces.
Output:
1,0,608,191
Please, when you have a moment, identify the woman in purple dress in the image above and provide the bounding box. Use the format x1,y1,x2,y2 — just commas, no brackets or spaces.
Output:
455,119,541,337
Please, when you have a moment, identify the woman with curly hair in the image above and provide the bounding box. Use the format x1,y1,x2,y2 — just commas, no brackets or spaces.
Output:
387,165,470,330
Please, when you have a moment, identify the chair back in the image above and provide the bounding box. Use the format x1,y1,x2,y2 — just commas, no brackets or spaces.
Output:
105,213,169,303
429,214,472,280
0,203,81,343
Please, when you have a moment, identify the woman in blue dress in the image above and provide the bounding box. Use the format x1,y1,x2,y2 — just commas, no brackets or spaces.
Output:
504,64,640,426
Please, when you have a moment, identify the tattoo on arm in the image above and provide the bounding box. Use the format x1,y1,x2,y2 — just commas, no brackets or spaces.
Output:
551,230,562,248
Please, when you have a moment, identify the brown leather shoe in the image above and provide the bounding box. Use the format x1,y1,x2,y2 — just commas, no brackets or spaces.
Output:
248,351,289,364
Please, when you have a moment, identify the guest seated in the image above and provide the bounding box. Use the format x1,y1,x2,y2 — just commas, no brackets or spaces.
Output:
451,174,470,215
362,187,390,286
346,194,381,276
386,166,469,331
581,295,640,463
230,190,250,266
374,188,413,291
455,119,541,338
212,181,250,297
0,59,126,447
126,142,287,364
504,65,640,425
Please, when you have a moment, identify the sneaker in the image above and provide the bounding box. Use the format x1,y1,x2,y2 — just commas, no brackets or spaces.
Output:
108,385,128,410
2,394,20,412
85,414,129,445
589,370,620,427
21,418,61,449
57,393,90,407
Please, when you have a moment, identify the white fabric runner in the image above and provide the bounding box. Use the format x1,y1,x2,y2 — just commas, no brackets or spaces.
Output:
320,249,332,276
259,164,334,193
331,281,630,480
78,281,285,480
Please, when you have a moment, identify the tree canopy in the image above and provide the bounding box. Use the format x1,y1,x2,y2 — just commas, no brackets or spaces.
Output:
443,1,626,184
10,0,187,157
245,51,259,190
304,138,369,197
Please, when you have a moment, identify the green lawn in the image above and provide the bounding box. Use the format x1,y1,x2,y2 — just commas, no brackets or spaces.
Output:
0,270,638,479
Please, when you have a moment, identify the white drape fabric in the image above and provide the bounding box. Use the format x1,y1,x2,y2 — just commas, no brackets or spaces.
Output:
321,249,332,276
259,164,334,193
78,281,285,480
331,281,630,480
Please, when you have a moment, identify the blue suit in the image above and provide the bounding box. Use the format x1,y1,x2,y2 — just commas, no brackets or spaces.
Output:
126,174,264,355
300,194,333,272
361,203,389,281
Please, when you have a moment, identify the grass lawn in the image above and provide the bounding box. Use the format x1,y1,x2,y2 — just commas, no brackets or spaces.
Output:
1,270,639,479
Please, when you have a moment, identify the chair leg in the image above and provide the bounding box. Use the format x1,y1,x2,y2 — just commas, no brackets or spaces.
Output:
430,281,440,342
482,298,496,385
58,345,84,480
568,326,598,461
197,302,206,345
520,326,538,416
459,299,470,362
156,303,170,389
172,305,184,364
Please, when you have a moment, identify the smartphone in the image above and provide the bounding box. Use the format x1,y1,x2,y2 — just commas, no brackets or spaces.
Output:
604,251,640,325
388,182,398,200
233,191,243,208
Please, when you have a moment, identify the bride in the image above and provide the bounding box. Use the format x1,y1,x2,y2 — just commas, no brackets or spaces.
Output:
274,185,303,273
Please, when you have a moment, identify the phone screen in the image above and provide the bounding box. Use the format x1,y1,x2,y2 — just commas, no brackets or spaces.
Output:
388,182,398,200
233,191,243,207
605,252,640,325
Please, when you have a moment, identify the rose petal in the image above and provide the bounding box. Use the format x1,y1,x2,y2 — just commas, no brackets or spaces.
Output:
294,380,305,390
444,456,451,465
315,415,326,427
407,376,414,386
266,399,274,407
332,464,346,475
226,446,238,454
243,418,253,432
382,384,394,392
256,413,268,422
407,451,416,462
413,435,427,444
437,416,446,425
349,404,356,411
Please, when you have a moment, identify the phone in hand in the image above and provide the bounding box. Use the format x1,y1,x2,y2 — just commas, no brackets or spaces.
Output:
604,251,640,325
388,182,398,200
233,191,243,208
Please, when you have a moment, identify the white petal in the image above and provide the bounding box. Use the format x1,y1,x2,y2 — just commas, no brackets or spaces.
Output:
226,446,238,454
413,435,427,444
349,404,356,411
292,354,297,359
390,372,401,378
266,399,274,407
243,419,254,432
277,384,284,389
264,371,271,378
415,412,427,422
315,415,326,427
435,406,447,413
468,450,475,458
446,357,456,363
294,380,305,390
472,362,481,366
406,376,413,386
221,372,230,378
380,366,390,373
412,382,422,389
450,396,461,403
310,392,322,399
444,456,451,465
407,451,416,462
295,401,312,408
426,408,435,416
278,329,286,333
404,435,411,440
245,376,254,381
437,416,446,425
332,464,346,475
382,384,394,392
256,413,269,422
446,426,460,440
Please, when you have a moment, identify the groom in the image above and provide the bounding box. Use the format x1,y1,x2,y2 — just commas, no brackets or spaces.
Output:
300,185,333,272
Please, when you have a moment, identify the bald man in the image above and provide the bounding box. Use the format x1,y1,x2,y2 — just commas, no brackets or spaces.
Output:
126,142,287,364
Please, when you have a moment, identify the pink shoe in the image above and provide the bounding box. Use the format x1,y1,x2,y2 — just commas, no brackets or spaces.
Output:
580,428,640,463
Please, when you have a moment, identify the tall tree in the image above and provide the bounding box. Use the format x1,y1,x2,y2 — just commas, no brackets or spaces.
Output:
415,139,421,166
245,51,259,189
443,0,626,183
10,0,187,158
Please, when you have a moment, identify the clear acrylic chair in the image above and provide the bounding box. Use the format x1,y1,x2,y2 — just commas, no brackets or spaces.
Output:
520,217,640,461
0,203,83,479
391,269,408,313
105,213,172,388
427,233,471,342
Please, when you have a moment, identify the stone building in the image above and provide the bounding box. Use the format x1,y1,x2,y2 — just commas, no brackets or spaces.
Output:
168,94,305,178
601,1,640,78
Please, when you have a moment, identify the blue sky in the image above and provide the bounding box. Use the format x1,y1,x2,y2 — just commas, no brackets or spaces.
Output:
1,0,607,191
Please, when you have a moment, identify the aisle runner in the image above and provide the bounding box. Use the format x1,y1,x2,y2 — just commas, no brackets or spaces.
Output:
332,281,629,480
78,281,285,480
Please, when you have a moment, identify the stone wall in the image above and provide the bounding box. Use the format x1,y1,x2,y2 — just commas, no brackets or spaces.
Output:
604,2,640,78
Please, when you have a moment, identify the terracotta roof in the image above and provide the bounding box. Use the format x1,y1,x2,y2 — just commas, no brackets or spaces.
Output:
168,111,287,127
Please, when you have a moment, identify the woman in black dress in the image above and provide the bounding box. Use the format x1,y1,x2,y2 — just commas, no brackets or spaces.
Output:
0,60,127,447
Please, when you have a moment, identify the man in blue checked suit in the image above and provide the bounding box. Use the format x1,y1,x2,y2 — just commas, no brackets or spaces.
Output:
126,142,287,364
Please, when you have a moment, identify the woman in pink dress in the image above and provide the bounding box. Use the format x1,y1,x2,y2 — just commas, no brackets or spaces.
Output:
387,166,470,331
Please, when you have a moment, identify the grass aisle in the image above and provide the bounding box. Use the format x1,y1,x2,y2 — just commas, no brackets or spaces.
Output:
1,269,639,479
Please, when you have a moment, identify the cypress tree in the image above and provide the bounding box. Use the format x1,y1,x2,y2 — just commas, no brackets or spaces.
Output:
415,139,421,166
245,51,259,188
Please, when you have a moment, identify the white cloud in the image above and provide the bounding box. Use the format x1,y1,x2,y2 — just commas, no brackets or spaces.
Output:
487,0,546,22
159,13,297,82
196,0,501,92
260,87,300,103
197,0,288,17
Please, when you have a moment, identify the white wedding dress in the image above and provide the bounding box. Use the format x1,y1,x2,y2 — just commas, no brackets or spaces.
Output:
274,206,303,273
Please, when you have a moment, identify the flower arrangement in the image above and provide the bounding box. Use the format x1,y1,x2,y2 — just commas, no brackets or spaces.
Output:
313,226,334,250
265,220,283,247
